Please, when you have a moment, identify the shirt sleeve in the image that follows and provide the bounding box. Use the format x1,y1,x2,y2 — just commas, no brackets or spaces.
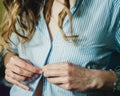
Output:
9,33,19,53
114,0,120,51
1,33,19,58
0,50,5,80
115,20,120,53
113,0,120,91
0,33,19,79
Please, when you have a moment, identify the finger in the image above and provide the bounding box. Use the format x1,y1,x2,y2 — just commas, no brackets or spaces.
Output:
11,56,41,74
47,76,70,84
5,75,29,90
43,69,69,77
5,69,28,82
59,83,74,91
43,62,68,71
59,82,86,92
7,64,36,77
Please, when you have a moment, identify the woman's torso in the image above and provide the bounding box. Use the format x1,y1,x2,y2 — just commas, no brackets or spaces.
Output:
10,0,120,96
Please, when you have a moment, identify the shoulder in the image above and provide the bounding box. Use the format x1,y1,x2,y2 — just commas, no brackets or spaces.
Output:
108,0,120,17
112,0,120,19
103,0,120,9
113,0,120,7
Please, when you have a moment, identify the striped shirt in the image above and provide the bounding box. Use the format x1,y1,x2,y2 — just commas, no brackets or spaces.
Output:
9,0,120,96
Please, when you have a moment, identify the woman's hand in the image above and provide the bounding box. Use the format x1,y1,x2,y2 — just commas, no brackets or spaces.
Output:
43,62,117,92
4,53,41,90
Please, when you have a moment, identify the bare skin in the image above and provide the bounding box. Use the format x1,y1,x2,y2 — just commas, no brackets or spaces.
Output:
43,62,117,92
4,53,41,90
48,0,76,40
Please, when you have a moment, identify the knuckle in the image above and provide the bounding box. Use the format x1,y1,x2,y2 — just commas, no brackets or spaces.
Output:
20,62,27,69
66,77,72,83
43,65,49,71
5,63,10,68
47,78,54,84
5,75,11,83
5,70,10,77
21,71,27,76
15,75,24,82
44,71,48,77
15,82,19,86
30,66,38,73
17,69,23,74
27,73,33,77
11,74,16,79
65,62,70,67
10,56,16,63
66,63,73,70
5,70,11,76
11,55,17,61
66,84,72,90
46,64,50,68
20,77,26,81
33,68,38,73
5,75,8,81
30,73,35,77
43,72,47,77
23,71,33,78
5,69,8,74
65,68,73,76
67,70,72,76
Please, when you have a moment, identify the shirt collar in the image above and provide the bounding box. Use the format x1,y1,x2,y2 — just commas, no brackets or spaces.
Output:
42,0,84,15
71,0,84,14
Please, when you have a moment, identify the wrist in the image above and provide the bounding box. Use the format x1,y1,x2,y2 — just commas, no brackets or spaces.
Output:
0,49,5,80
89,69,117,90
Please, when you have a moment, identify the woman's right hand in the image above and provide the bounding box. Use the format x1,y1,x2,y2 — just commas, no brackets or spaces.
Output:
4,53,41,90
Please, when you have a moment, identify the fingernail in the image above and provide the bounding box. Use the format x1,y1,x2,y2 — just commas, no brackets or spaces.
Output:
36,69,41,73
38,69,43,74
26,87,30,90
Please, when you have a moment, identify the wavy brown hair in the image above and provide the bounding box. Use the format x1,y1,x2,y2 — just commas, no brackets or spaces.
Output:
1,0,43,44
1,0,78,47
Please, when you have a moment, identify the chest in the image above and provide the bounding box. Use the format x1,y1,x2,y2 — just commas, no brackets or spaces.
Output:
18,0,116,67
47,0,64,41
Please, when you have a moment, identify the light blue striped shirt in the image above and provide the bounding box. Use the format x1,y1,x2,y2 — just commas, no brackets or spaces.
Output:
9,0,120,96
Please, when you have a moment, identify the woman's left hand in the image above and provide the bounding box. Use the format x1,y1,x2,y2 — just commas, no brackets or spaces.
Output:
43,62,98,92
43,62,117,92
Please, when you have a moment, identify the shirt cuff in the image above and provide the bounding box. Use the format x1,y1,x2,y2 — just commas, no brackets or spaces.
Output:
0,50,5,80
115,72,120,91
